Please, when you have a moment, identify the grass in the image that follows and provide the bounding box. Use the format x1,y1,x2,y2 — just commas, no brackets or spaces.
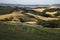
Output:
0,21,60,40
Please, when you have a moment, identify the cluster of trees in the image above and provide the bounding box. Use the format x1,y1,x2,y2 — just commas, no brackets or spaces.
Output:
38,20,60,28
43,8,60,12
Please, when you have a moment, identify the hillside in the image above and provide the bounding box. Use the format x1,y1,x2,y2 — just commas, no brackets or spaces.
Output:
0,6,60,28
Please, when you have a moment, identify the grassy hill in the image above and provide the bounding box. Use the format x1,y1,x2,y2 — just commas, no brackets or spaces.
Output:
0,6,15,15
0,21,60,40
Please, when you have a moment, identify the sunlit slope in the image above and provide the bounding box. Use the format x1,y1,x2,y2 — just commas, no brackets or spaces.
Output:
0,12,59,21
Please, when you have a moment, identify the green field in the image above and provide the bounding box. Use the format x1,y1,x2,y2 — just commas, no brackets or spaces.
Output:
0,7,14,15
0,21,60,40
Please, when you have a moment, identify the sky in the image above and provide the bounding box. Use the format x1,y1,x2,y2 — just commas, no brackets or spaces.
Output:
0,0,60,5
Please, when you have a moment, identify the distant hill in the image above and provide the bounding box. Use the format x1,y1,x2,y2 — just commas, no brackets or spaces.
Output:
52,4,60,6
0,3,50,7
0,3,23,6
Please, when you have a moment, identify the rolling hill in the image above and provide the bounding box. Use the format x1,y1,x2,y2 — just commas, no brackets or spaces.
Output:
0,5,60,40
